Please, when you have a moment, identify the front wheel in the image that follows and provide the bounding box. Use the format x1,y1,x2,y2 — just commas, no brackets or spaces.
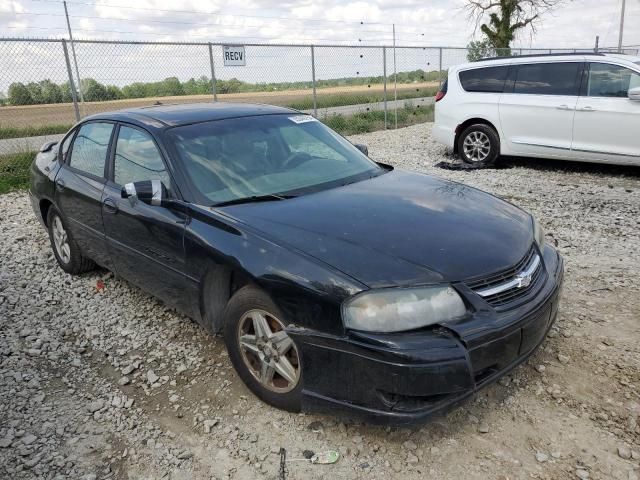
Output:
457,124,500,167
223,285,302,412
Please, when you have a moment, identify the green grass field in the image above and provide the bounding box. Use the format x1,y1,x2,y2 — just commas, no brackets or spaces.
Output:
0,124,71,140
0,151,35,194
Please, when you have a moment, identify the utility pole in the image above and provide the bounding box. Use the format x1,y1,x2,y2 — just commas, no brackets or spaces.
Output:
618,0,626,53
392,23,397,129
594,35,599,53
63,1,85,107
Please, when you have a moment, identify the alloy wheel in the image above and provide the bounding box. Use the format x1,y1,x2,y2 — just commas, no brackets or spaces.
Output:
463,131,491,162
237,309,300,393
52,215,71,264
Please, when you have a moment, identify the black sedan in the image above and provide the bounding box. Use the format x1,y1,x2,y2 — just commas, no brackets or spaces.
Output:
29,103,563,425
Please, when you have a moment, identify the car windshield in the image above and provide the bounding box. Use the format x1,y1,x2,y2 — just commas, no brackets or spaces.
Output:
167,114,382,205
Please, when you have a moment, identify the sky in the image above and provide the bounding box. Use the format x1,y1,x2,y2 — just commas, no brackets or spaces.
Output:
1,0,637,48
0,0,638,92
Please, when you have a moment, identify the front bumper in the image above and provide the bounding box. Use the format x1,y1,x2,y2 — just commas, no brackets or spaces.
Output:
288,245,564,426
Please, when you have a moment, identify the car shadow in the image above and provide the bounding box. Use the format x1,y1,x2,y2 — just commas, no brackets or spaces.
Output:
499,156,640,178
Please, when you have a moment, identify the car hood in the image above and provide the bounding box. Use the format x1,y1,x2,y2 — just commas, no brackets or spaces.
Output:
221,170,534,288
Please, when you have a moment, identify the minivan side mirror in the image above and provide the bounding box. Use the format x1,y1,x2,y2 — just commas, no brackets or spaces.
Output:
354,143,369,156
629,87,640,101
121,180,168,206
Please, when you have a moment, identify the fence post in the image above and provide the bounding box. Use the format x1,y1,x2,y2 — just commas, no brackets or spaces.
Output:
383,46,388,129
311,45,317,117
62,40,80,122
438,47,443,86
208,43,217,101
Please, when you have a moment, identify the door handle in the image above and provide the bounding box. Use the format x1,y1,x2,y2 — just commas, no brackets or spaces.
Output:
102,197,118,214
55,178,65,191
556,104,572,110
579,106,596,112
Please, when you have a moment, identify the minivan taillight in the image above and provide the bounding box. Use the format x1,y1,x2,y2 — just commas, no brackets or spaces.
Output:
435,78,448,102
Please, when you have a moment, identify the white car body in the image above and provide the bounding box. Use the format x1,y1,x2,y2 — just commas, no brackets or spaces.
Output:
433,53,640,165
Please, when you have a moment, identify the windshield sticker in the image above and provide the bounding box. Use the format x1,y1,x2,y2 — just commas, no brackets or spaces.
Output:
289,115,317,124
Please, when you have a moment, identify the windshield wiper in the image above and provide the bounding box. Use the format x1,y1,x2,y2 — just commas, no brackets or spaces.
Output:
212,193,296,207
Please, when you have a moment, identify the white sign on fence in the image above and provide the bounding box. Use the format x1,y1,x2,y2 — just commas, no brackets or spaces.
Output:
223,45,246,66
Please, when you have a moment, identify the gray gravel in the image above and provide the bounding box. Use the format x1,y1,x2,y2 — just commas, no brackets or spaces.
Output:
1,123,639,479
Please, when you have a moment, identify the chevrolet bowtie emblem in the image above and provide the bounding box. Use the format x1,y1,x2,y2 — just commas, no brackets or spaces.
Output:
515,272,533,288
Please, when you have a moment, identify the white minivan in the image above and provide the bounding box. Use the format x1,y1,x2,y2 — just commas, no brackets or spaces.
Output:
433,53,640,167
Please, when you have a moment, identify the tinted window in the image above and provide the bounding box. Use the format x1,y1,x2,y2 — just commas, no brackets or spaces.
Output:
459,66,509,93
68,122,113,178
514,62,581,95
114,126,170,187
587,63,640,97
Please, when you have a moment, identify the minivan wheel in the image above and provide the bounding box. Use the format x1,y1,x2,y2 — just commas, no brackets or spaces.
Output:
47,207,95,275
457,124,500,167
223,285,302,412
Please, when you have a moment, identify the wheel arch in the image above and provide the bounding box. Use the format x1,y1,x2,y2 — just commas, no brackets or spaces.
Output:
454,118,501,155
39,198,54,227
198,264,253,333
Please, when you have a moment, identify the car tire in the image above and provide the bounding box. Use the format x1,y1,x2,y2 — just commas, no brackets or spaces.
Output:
47,206,95,275
223,285,303,412
457,124,500,167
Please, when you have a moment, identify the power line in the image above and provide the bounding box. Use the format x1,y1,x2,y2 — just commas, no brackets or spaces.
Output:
3,25,394,44
28,0,395,27
11,10,398,35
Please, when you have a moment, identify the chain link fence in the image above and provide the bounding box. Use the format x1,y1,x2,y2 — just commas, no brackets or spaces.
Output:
0,37,638,182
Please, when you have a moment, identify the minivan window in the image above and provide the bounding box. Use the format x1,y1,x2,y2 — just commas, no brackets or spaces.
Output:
587,63,640,97
459,66,509,93
513,62,581,96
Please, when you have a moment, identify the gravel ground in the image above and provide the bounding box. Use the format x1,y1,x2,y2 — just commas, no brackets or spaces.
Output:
1,123,639,480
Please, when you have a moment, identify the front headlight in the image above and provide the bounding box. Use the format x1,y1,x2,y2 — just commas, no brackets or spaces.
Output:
342,285,466,333
533,216,545,249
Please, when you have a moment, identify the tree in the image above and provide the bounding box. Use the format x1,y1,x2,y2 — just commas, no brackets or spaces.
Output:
26,82,44,104
39,80,63,104
466,39,496,61
81,78,109,102
466,0,563,50
8,82,33,105
105,85,123,100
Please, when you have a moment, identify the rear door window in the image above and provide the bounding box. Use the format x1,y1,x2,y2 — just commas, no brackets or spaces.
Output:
513,62,581,96
586,63,640,97
68,122,114,178
459,66,509,93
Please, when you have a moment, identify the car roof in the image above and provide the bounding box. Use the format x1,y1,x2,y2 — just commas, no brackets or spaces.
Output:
83,102,300,129
454,52,640,72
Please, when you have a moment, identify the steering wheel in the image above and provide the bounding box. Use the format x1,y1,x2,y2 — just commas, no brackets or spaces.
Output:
282,151,314,169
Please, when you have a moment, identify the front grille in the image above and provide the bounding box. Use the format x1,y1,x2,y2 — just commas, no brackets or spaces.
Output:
466,246,545,308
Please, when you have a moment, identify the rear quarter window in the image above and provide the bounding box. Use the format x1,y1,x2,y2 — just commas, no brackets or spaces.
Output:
458,66,509,93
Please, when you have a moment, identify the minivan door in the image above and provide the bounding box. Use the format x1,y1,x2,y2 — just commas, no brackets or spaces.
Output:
572,62,640,164
499,62,582,157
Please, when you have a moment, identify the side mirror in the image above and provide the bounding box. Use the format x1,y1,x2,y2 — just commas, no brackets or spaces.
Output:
354,143,368,156
121,180,168,206
629,87,640,101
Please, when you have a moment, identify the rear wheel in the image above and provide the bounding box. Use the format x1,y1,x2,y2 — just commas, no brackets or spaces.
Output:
457,124,500,167
47,207,94,275
223,285,302,412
